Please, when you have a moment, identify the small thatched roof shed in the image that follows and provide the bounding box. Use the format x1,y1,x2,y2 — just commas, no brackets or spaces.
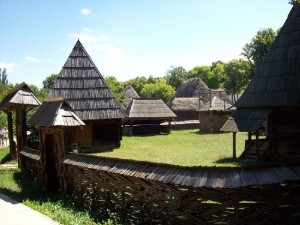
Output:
0,82,41,111
221,4,300,161
124,98,176,135
29,98,85,127
122,85,140,111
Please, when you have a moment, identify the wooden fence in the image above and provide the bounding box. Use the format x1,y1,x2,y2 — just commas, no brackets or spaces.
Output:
20,149,300,224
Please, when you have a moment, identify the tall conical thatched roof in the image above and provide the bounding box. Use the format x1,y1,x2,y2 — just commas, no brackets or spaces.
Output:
0,82,41,111
122,85,140,111
236,5,300,108
221,4,300,132
48,40,126,121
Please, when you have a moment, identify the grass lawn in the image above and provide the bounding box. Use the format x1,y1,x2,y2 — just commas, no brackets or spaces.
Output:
0,147,119,225
92,130,249,167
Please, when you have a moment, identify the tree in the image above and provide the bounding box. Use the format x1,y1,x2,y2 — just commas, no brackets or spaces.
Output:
0,68,8,85
223,59,251,102
124,76,148,95
165,66,189,89
241,28,277,78
105,76,124,103
188,65,221,89
140,81,175,103
42,74,58,89
290,0,300,5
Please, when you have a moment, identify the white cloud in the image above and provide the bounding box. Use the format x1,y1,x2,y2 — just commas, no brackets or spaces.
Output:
0,62,21,73
81,8,91,16
60,47,67,51
25,56,38,62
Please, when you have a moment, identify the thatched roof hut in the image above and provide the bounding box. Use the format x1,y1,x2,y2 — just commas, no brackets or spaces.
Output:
122,85,140,111
124,98,176,135
46,40,126,148
221,4,300,161
198,96,234,133
168,77,231,124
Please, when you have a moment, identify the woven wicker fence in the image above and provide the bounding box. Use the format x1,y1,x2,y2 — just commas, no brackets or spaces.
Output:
62,156,300,225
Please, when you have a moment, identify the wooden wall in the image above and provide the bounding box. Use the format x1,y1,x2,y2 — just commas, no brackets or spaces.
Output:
270,106,300,161
199,111,232,133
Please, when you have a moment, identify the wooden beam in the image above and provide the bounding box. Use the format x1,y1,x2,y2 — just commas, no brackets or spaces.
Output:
233,132,237,159
6,111,16,159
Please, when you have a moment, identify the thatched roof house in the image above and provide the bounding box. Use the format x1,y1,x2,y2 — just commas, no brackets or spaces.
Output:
198,96,234,133
168,77,231,122
47,40,126,148
221,4,300,161
122,85,140,111
124,98,176,135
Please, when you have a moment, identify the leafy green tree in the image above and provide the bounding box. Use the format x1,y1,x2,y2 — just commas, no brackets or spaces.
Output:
188,65,221,89
223,59,251,102
42,74,58,89
165,66,189,89
241,28,277,77
105,76,124,103
0,83,13,127
290,0,300,5
124,76,148,95
0,68,8,85
140,81,175,103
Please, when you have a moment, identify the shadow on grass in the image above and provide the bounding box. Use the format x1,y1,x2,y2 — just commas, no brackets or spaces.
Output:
0,153,11,164
214,157,270,167
0,171,117,225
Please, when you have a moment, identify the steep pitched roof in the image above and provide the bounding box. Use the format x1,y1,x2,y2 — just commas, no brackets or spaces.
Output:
222,5,300,132
126,98,176,120
236,5,300,108
122,85,140,111
0,82,41,111
48,40,126,121
29,98,85,127
175,77,209,98
198,96,234,111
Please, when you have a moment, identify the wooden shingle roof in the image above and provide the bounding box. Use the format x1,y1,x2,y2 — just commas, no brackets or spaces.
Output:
0,82,41,111
122,85,140,111
222,5,300,132
48,40,126,121
236,5,300,108
199,96,234,112
126,98,176,120
29,98,85,127
168,97,201,111
63,153,300,188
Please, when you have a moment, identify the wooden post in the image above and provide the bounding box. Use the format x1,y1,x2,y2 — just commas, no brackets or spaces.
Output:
233,132,237,159
256,130,259,159
7,111,16,159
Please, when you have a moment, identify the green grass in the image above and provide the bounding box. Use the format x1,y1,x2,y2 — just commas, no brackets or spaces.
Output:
92,130,249,167
0,147,120,225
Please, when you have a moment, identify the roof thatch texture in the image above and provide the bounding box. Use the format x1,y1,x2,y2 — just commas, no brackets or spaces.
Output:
29,98,85,127
48,40,126,121
222,5,300,132
126,98,176,120
170,78,232,110
235,5,300,108
175,77,209,98
199,96,235,111
0,82,41,111
122,85,140,111
167,97,201,111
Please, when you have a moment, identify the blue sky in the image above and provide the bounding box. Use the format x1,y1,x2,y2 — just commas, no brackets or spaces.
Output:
0,0,292,87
